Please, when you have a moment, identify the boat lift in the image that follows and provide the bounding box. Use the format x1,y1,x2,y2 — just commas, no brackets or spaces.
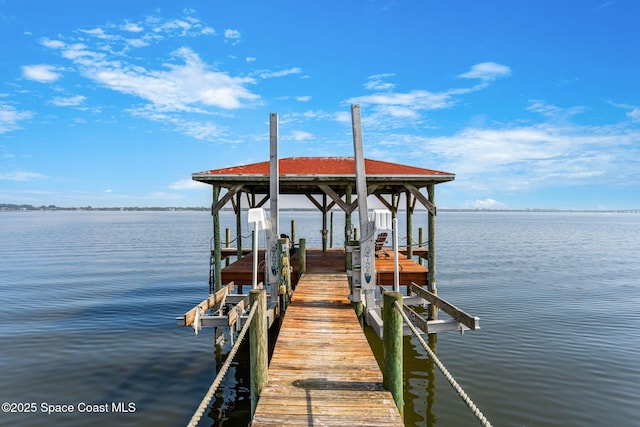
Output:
347,104,480,338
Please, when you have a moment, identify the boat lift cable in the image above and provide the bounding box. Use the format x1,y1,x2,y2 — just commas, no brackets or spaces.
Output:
394,300,493,427
186,300,258,427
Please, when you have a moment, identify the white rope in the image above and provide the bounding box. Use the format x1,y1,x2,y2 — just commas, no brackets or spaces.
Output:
186,301,258,427
393,300,493,427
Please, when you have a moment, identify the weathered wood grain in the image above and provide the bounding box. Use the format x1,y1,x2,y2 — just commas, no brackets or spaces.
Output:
251,272,403,426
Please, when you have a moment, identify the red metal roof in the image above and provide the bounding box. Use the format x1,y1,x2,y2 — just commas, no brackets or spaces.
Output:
195,157,453,177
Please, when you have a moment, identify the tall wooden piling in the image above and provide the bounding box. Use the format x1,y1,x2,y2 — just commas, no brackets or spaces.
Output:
330,211,334,248
427,184,437,320
277,238,291,309
250,288,268,417
212,185,222,293
298,238,306,275
406,191,414,260
225,228,231,267
236,193,243,260
383,291,404,417
418,227,424,266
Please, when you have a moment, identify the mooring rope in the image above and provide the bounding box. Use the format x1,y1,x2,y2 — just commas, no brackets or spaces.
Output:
186,300,258,427
393,300,493,427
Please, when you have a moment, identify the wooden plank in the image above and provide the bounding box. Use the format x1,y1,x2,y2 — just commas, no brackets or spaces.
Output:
227,298,246,326
182,283,233,327
252,271,403,426
212,184,244,214
404,184,436,216
318,184,354,214
402,303,429,334
410,284,480,330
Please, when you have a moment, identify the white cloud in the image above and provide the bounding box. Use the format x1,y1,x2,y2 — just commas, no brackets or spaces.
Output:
290,130,313,141
365,73,396,91
51,95,86,107
79,27,111,39
296,96,311,102
0,170,47,181
257,67,302,79
40,38,65,49
122,23,144,33
348,90,453,111
22,64,62,83
71,46,259,111
170,179,208,190
417,123,639,191
34,15,281,141
627,107,640,122
224,29,241,39
0,103,33,134
463,198,507,209
347,63,512,129
458,62,511,81
527,99,585,120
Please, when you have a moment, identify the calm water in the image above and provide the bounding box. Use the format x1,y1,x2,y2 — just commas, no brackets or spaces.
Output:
1,211,639,426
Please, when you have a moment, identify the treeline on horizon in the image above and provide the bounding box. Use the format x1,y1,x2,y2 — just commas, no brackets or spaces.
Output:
2,204,639,213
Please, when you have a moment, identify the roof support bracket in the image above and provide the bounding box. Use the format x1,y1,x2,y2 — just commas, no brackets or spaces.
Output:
318,184,356,214
404,184,436,216
212,184,244,214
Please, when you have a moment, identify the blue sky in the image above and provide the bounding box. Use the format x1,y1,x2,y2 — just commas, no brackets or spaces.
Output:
1,0,639,209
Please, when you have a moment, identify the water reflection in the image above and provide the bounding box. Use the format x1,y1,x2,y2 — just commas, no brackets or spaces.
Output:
400,332,440,426
425,333,437,427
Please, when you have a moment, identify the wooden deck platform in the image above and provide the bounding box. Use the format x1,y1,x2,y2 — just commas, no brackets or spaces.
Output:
251,272,403,426
220,248,428,289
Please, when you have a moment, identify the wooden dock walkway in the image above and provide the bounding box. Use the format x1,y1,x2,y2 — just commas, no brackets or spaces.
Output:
251,272,403,426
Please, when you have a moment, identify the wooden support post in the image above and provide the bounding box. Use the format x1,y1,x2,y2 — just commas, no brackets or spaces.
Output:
212,185,222,293
418,227,424,266
330,211,334,249
225,228,231,267
250,288,268,418
383,291,404,417
277,238,290,310
345,185,352,246
290,220,296,244
406,191,413,260
236,192,243,260
427,184,437,320
298,238,306,275
322,193,328,252
344,185,353,275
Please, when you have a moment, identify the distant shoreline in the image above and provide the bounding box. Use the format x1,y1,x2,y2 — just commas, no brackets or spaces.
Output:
2,204,639,214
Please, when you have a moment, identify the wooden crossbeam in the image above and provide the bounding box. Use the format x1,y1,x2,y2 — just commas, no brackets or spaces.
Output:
181,283,234,327
410,284,479,330
404,184,436,216
402,304,428,334
212,185,244,214
227,298,248,326
318,184,355,214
